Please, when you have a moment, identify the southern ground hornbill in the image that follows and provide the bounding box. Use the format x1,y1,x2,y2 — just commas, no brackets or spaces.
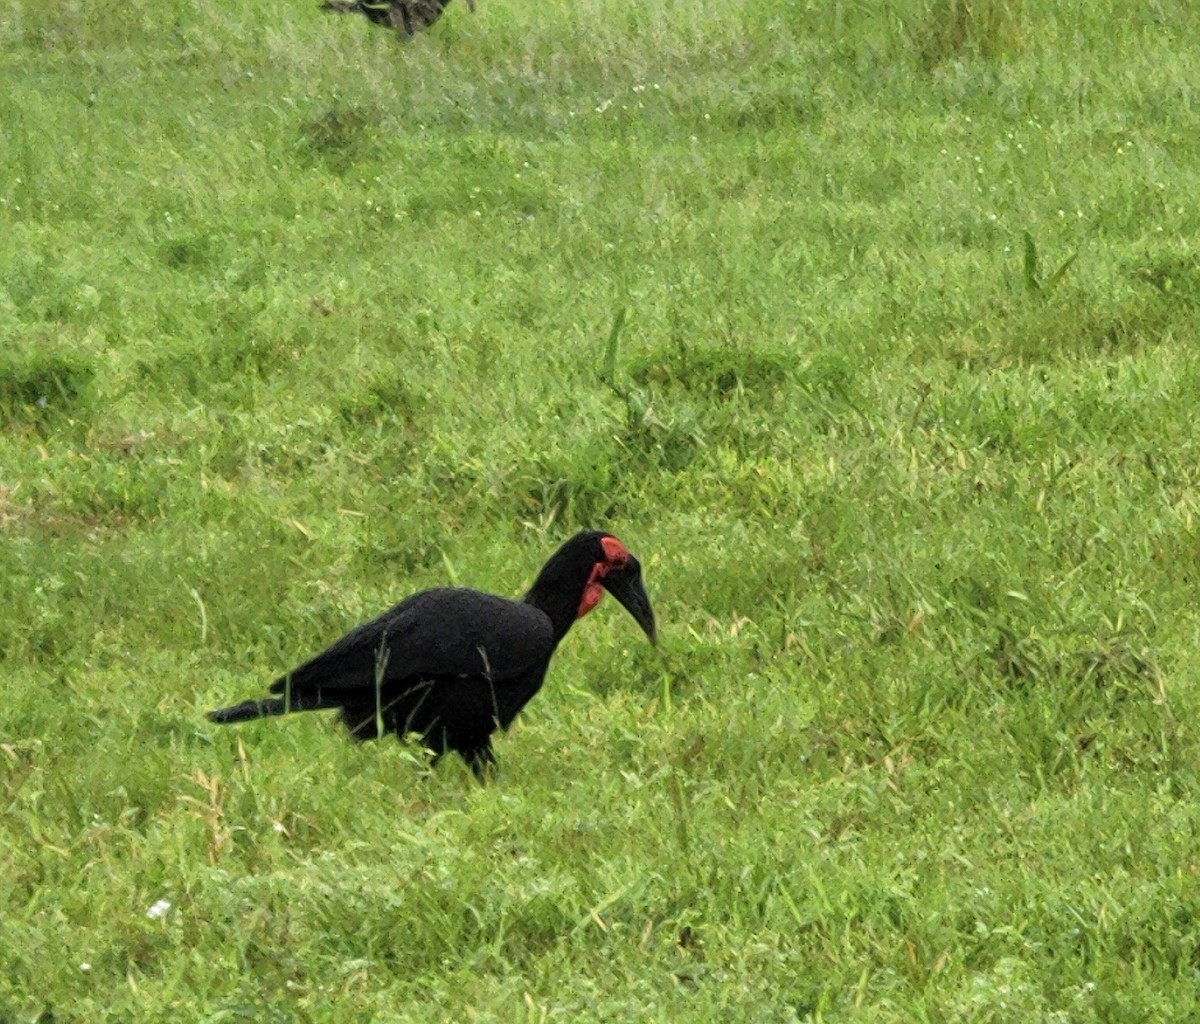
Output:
206,531,656,777
319,0,472,37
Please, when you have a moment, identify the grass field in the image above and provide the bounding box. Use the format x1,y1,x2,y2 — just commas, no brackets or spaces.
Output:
3,0,1200,1018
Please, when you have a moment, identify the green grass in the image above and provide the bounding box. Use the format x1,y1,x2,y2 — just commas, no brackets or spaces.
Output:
3,0,1200,1018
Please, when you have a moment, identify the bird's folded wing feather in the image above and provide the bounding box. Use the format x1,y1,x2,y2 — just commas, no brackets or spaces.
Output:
269,589,554,696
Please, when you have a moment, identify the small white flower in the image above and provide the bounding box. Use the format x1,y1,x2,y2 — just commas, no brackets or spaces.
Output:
80,962,92,972
146,899,172,920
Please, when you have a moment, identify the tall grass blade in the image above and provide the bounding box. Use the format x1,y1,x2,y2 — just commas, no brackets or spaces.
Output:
1022,229,1041,294
599,307,626,386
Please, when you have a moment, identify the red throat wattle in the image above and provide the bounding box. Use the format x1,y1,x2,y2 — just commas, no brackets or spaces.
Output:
575,536,630,619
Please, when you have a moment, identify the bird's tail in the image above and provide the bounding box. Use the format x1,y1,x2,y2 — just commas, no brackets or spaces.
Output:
206,698,288,724
319,1,397,23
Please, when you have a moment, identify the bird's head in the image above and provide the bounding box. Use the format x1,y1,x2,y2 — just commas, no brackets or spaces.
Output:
575,533,657,644
525,530,657,645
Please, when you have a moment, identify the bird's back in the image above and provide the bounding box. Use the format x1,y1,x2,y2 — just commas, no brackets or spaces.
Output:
270,587,555,699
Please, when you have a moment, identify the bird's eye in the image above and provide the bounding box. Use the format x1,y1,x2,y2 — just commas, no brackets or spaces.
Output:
600,535,629,568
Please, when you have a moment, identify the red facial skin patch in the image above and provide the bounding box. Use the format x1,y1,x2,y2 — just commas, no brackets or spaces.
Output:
576,536,631,618
599,536,629,566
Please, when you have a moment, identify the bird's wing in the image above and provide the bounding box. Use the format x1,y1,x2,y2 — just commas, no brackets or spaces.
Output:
269,589,554,697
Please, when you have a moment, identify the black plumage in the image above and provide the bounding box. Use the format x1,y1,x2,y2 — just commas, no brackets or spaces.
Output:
320,0,472,37
207,531,655,777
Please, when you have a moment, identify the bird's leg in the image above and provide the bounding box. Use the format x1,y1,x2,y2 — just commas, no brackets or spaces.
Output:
465,743,497,783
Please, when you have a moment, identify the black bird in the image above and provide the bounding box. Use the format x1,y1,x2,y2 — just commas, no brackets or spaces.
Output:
320,0,473,37
206,531,656,777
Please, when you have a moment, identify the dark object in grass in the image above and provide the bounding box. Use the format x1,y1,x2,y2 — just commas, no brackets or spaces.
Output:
320,0,474,37
207,531,656,778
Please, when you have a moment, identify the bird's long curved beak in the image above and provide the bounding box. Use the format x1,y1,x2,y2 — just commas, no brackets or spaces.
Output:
601,556,657,645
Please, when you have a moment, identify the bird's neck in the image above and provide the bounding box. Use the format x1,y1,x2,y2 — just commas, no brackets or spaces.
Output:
523,572,590,646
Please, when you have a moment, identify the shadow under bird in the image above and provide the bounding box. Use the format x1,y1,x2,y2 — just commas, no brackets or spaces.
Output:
320,0,473,37
206,531,656,777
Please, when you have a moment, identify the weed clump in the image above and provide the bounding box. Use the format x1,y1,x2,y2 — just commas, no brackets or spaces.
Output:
0,349,93,428
298,105,386,172
917,0,1024,68
630,344,792,400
